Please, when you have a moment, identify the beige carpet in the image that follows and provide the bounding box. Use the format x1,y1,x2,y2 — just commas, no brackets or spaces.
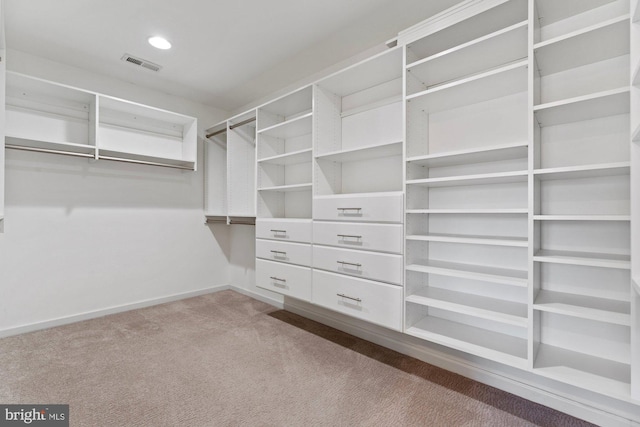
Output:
0,290,594,426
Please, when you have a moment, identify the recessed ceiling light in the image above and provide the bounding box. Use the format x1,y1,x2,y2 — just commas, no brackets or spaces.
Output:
148,36,172,50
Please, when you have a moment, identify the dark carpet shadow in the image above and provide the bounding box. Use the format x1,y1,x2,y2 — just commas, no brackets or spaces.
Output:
267,309,596,427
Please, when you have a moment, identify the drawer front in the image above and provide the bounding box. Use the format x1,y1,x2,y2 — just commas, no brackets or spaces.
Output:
256,219,312,243
313,246,403,285
313,222,403,254
312,270,402,331
256,259,311,301
256,240,311,267
314,193,403,223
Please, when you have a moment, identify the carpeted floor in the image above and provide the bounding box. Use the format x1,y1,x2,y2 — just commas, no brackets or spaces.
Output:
0,290,595,426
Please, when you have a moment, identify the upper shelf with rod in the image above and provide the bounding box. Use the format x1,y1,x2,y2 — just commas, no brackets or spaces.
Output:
5,71,198,171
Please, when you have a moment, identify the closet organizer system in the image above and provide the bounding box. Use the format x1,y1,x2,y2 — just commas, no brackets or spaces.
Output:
205,0,640,407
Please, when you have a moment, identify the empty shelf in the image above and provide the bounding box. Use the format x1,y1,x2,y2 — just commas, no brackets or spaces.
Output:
534,15,630,76
257,112,312,139
316,141,402,163
5,136,96,157
407,287,527,326
407,60,527,114
407,209,528,215
534,344,630,400
406,233,527,247
407,141,528,169
533,162,630,180
533,215,630,221
534,250,631,269
534,88,630,127
406,260,527,287
257,183,312,193
534,290,630,326
406,170,527,188
406,316,528,369
258,148,312,165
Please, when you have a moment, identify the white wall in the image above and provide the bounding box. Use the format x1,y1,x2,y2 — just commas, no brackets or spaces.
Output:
0,50,232,335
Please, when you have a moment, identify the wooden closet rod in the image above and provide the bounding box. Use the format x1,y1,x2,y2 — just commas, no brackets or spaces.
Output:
205,117,256,139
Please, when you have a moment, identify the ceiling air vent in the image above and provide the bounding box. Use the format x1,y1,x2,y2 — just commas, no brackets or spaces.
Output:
121,54,162,72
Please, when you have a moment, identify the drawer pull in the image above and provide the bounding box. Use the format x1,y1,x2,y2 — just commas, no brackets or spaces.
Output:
337,207,361,212
337,234,362,240
270,276,286,282
270,229,287,236
337,293,362,303
270,250,287,256
337,261,362,268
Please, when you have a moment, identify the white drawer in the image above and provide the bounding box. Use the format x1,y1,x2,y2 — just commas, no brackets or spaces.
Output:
256,218,312,243
314,193,403,223
312,270,402,331
313,246,403,285
256,240,311,267
313,222,403,254
256,259,311,301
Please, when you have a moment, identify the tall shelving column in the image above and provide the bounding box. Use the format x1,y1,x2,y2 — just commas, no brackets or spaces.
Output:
530,0,633,399
631,0,640,402
255,87,314,301
312,48,404,331
403,0,530,369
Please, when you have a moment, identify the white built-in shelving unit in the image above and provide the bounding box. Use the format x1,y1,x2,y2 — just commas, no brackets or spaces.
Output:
202,0,640,412
530,0,633,398
5,72,198,170
404,0,530,369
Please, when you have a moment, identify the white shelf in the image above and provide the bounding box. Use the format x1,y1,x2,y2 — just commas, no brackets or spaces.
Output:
534,290,631,326
407,209,528,215
534,344,630,400
535,0,619,27
533,162,630,180
534,215,630,221
406,21,527,93
407,288,527,327
5,136,96,157
257,183,312,193
406,233,527,248
534,88,630,127
406,260,527,287
257,148,312,165
407,60,527,114
257,86,312,124
534,15,630,76
534,249,631,270
317,48,402,97
406,316,527,369
406,170,527,188
406,141,527,169
257,112,312,139
315,141,402,163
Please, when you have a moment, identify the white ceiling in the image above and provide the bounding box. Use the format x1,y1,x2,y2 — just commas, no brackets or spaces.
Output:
4,0,459,112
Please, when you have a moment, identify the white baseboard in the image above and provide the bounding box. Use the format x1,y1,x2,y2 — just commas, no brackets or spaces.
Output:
0,284,231,338
230,286,638,427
